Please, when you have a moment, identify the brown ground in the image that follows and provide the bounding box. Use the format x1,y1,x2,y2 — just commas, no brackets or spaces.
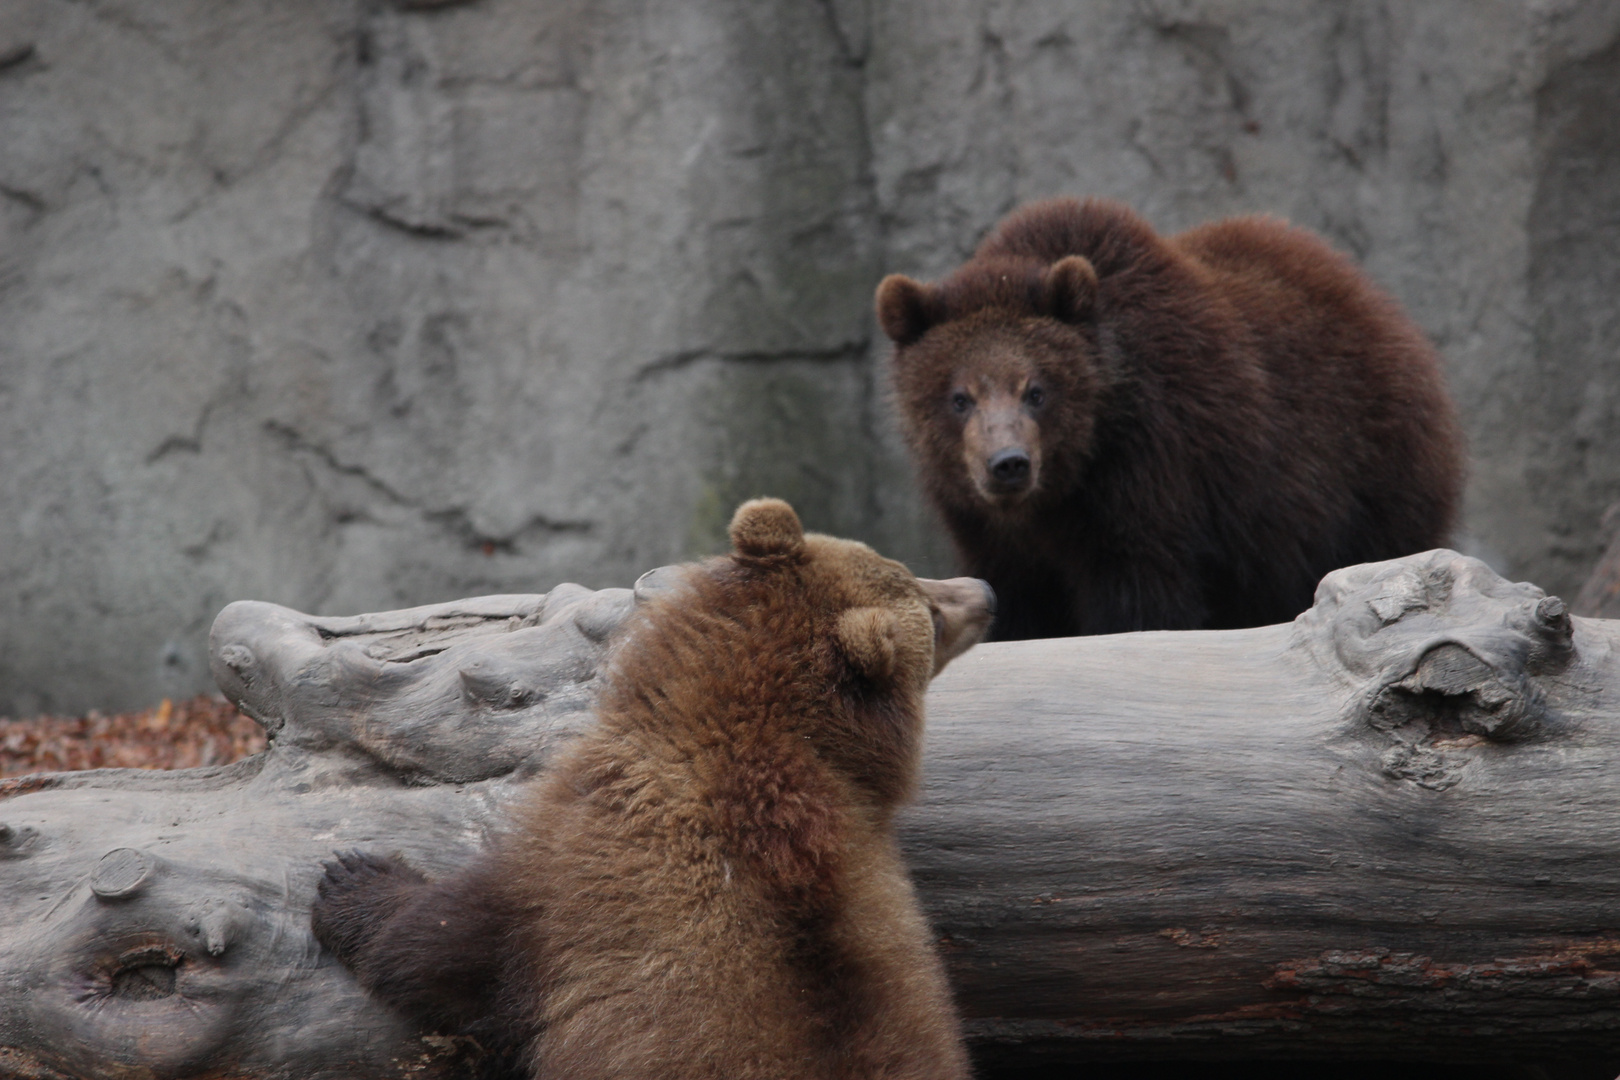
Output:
0,694,267,778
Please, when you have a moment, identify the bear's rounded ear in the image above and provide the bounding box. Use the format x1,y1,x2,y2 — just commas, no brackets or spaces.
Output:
729,498,805,559
1043,255,1098,324
836,607,900,683
875,274,936,346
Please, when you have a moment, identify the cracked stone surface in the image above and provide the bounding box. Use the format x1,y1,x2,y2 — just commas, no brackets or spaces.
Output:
1,0,1618,712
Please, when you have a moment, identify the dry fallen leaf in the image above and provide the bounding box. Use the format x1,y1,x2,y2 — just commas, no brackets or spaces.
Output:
0,694,268,778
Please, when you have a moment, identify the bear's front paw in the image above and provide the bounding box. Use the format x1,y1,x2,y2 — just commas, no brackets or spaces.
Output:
310,850,424,965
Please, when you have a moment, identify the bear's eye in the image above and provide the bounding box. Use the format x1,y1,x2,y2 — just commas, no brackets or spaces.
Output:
1024,386,1046,409
949,391,973,415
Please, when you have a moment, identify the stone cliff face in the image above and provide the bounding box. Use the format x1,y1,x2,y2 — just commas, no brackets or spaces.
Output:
0,0,1615,713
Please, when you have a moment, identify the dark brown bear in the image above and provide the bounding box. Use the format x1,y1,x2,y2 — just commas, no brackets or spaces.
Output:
876,197,1465,639
310,498,993,1080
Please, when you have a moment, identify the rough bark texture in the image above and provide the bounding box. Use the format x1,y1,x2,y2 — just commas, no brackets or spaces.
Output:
5,550,1620,1077
4,0,1620,715
0,584,628,1080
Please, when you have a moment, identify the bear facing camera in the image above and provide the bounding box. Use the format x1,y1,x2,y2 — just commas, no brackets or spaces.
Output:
878,196,1466,640
311,498,994,1080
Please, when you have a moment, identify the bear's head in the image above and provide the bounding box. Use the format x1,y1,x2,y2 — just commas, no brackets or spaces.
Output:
876,253,1105,514
624,499,994,805
728,498,994,800
727,497,992,672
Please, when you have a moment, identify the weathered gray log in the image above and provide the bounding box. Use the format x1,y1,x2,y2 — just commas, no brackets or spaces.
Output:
919,554,1618,1067
3,551,1620,1077
0,584,631,1080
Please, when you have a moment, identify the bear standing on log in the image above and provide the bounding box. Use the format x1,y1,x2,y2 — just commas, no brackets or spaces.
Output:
876,197,1466,640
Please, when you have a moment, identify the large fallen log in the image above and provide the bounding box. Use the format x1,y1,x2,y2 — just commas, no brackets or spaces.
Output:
2,551,1619,1077
920,554,1620,1067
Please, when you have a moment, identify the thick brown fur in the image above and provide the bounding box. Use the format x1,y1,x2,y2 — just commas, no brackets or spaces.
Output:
876,197,1466,640
312,499,993,1080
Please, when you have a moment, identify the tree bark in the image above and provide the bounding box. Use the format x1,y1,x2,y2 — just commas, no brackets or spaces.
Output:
916,553,1619,1067
3,552,1619,1078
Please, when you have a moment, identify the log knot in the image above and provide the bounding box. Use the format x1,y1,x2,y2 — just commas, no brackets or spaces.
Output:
0,822,40,860
90,847,156,900
1297,550,1578,788
182,897,252,957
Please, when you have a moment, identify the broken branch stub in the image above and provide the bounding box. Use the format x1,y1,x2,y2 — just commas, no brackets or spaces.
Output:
3,551,1620,1077
1301,552,1580,786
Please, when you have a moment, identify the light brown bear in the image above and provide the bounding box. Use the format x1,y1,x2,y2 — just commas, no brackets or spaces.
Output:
311,498,994,1080
877,197,1465,640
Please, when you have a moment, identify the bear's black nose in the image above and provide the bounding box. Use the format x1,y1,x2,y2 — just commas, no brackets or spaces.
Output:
988,449,1031,490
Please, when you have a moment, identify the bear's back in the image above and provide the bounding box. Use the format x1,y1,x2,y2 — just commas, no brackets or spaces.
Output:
1170,214,1464,558
1171,213,1434,379
973,196,1170,280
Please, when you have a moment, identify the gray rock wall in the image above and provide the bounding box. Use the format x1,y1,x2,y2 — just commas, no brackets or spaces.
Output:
1,0,1616,714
